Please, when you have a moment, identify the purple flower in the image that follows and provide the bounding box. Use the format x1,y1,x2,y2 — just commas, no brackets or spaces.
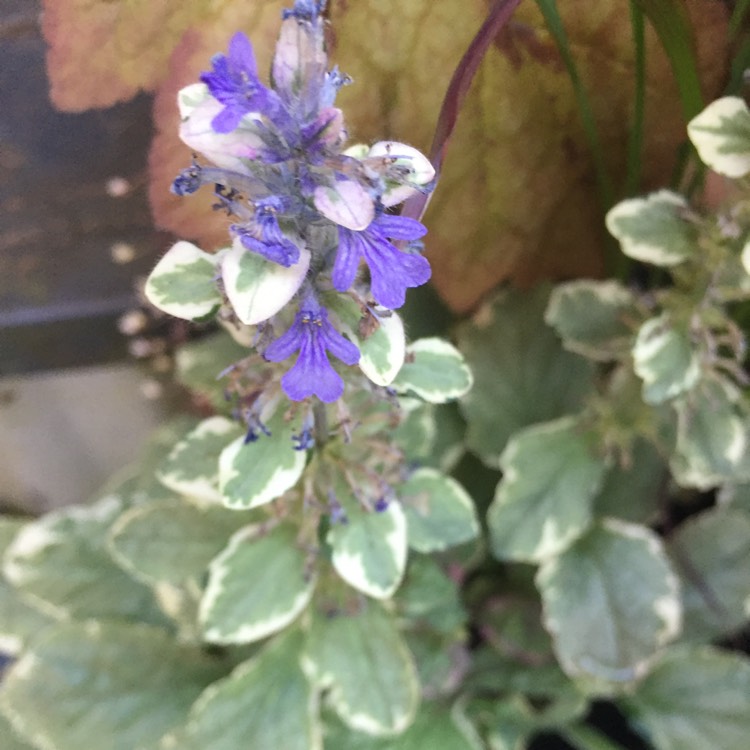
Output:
264,303,360,402
232,196,300,267
332,214,430,309
200,32,282,134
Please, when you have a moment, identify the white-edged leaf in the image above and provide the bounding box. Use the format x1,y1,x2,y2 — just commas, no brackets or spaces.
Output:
158,416,243,505
605,190,697,266
392,338,473,403
219,409,307,509
329,502,407,599
624,646,750,750
537,519,681,688
400,468,479,552
200,524,315,644
633,314,701,404
178,83,267,173
687,96,750,177
326,294,406,386
145,241,222,320
181,631,320,750
668,508,750,642
671,376,750,490
368,141,436,207
221,238,310,325
3,497,165,624
108,499,256,586
458,286,594,466
487,417,605,563
545,280,640,361
0,620,227,750
313,179,374,230
303,603,419,735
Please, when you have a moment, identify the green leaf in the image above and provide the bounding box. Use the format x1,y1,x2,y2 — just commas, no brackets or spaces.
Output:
158,416,243,505
545,280,640,361
537,519,681,688
392,399,437,462
221,239,310,325
397,555,465,633
200,524,315,644
0,621,227,750
718,482,750,514
668,508,750,642
322,703,480,749
623,646,750,750
391,338,473,403
326,294,406,387
219,408,307,510
458,286,594,466
594,438,665,524
180,631,320,750
671,377,750,490
0,712,36,750
328,502,407,599
487,418,606,563
175,333,248,414
605,190,697,266
632,314,701,404
303,603,419,735
3,498,166,625
400,468,479,552
687,96,750,177
108,499,256,587
0,518,56,654
144,241,222,320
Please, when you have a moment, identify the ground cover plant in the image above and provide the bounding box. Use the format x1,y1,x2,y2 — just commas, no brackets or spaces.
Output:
2,1,750,748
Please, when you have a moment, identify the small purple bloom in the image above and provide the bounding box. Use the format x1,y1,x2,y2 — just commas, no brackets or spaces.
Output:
332,214,431,309
282,0,326,21
232,196,300,267
264,303,360,402
200,32,281,134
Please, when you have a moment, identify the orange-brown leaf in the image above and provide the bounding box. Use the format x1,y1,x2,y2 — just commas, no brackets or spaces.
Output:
42,0,232,111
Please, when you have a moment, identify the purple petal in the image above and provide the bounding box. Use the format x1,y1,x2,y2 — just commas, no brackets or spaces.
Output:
363,236,432,310
264,321,303,362
332,229,363,292
228,32,258,76
373,214,427,241
281,336,345,402
320,319,360,365
210,106,243,134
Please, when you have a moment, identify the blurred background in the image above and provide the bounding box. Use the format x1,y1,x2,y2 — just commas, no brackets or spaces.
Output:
0,1,167,513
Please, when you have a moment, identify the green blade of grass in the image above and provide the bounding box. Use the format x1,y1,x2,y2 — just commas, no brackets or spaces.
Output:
534,0,616,211
624,1,646,197
633,0,704,121
730,0,750,37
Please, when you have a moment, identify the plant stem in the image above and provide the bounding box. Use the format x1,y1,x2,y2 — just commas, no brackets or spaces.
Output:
313,401,329,446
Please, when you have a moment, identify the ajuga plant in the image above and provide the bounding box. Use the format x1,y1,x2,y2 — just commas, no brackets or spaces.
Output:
2,3,750,750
